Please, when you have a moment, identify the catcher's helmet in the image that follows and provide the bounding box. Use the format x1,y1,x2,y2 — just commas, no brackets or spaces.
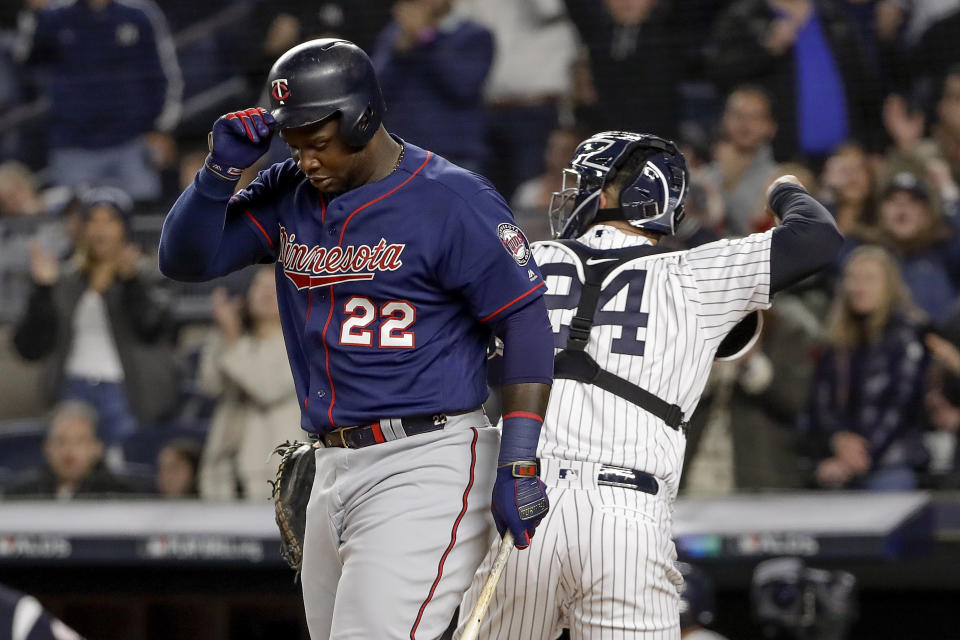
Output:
266,38,386,147
549,131,689,239
678,562,716,630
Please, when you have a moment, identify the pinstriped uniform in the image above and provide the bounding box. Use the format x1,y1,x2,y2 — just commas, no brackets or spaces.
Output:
458,224,773,639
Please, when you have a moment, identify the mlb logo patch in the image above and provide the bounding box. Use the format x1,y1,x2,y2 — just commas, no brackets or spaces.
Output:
497,222,531,266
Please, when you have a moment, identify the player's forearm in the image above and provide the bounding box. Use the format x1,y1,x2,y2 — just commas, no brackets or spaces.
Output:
769,184,843,293
498,382,551,464
491,298,554,463
159,169,257,282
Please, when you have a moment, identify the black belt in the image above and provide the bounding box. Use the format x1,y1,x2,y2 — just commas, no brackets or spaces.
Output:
321,414,448,449
596,465,659,495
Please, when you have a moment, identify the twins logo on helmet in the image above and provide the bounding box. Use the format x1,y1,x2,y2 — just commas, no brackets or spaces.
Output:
271,78,290,103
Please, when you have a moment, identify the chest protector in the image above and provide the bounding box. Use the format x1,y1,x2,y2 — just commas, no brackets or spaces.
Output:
550,239,686,431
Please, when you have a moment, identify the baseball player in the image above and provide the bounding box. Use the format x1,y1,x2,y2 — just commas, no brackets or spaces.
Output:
458,131,842,639
158,39,554,639
0,583,84,640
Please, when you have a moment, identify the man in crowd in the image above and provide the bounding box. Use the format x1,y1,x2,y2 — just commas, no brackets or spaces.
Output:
707,0,880,161
372,0,493,171
3,401,135,499
563,0,684,137
16,0,181,201
706,85,779,236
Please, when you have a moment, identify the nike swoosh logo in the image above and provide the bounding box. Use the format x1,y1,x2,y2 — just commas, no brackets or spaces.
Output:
585,257,618,265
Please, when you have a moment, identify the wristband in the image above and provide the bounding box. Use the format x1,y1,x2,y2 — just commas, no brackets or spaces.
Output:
498,411,544,466
204,153,243,182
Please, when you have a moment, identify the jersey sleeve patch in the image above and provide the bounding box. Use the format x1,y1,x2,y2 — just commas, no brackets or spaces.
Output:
497,222,532,266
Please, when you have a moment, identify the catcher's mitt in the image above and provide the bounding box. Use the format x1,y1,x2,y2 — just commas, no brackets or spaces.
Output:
271,440,319,575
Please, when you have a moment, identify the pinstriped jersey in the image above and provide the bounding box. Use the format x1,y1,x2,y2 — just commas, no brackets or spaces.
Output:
533,224,774,496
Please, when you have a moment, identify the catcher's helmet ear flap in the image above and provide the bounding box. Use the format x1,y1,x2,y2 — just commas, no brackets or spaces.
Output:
548,131,689,239
267,38,386,148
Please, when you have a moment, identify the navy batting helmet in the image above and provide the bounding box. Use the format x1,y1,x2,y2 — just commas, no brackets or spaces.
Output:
548,131,689,239
266,39,386,147
678,562,716,631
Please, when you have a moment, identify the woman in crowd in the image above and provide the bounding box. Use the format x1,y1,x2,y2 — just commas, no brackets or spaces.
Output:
197,265,303,501
820,143,876,236
156,438,202,499
12,187,177,465
803,246,929,491
872,171,960,323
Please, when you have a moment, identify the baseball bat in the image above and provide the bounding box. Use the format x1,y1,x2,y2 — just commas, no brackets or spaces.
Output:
459,531,514,640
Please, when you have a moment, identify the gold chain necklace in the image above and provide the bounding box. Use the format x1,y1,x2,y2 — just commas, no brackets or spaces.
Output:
393,145,405,173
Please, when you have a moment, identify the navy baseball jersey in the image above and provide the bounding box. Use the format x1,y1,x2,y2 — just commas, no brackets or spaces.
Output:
229,139,544,433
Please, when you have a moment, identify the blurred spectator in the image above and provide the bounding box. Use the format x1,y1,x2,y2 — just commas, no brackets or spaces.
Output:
672,177,724,248
683,309,811,494
840,0,904,92
924,330,960,484
511,125,583,240
707,0,881,162
3,400,135,499
243,0,391,96
932,68,960,187
372,0,493,171
0,583,85,640
802,245,929,491
900,0,960,45
460,0,578,198
819,143,876,235
678,562,728,640
198,267,303,501
11,187,177,453
16,0,182,201
906,4,960,100
873,171,960,322
562,0,683,137
0,160,45,216
156,437,201,499
883,68,960,201
705,85,778,236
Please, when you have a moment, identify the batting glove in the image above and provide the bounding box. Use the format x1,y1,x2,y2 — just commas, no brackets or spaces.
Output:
491,461,549,550
205,107,276,181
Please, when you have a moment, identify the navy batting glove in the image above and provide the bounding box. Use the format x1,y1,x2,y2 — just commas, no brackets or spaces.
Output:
491,461,549,550
206,107,276,181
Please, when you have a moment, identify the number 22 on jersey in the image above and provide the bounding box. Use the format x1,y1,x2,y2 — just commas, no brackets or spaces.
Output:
339,296,417,349
541,264,649,356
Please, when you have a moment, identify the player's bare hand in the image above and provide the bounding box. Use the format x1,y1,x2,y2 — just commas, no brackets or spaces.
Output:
882,94,924,151
765,174,806,224
926,333,960,375
393,0,434,51
816,457,854,488
29,241,59,286
115,243,141,280
926,390,960,433
764,18,799,56
766,174,805,197
206,108,276,181
830,431,871,475
211,287,244,343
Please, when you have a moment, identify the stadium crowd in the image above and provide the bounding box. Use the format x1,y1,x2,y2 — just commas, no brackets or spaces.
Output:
0,0,959,500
